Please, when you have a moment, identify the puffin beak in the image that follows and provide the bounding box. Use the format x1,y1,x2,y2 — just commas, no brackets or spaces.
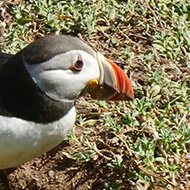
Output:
88,52,134,101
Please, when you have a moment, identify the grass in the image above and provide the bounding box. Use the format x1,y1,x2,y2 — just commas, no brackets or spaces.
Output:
1,0,190,189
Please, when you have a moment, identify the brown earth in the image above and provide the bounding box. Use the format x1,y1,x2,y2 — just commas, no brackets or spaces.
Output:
0,1,189,190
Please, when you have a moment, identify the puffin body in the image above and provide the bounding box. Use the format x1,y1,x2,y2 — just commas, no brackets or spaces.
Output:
0,35,134,169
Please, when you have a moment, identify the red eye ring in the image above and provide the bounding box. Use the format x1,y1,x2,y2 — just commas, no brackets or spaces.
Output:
73,59,84,71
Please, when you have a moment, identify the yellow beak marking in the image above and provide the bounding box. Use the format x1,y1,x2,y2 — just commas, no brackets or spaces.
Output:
87,79,99,88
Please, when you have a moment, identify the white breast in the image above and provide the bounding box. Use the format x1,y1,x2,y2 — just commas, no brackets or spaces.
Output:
0,106,76,169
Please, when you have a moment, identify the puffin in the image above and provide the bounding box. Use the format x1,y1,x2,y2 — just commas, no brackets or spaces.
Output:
0,35,134,169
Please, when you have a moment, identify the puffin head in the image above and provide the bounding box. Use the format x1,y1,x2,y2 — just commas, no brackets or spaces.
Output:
23,35,134,102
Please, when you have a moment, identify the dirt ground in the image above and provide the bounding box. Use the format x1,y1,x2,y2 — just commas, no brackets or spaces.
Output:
0,1,189,190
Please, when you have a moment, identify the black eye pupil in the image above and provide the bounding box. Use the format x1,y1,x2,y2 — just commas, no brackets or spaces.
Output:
73,59,83,71
75,60,83,68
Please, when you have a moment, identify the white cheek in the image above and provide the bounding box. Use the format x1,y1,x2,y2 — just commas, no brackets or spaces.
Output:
38,70,85,101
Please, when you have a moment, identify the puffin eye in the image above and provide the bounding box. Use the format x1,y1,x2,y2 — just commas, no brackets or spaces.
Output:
73,59,84,71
